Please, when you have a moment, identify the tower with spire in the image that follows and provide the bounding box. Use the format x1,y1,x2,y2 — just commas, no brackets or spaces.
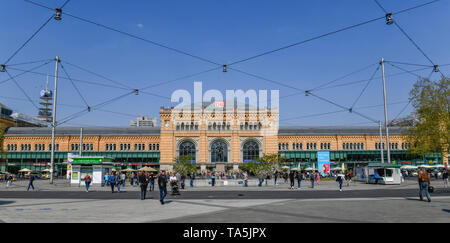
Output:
37,75,53,123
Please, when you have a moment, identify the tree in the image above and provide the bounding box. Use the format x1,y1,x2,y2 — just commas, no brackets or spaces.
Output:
239,153,286,176
406,76,449,164
173,155,197,176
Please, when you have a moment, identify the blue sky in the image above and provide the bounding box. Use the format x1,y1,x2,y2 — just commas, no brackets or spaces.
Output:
0,0,449,127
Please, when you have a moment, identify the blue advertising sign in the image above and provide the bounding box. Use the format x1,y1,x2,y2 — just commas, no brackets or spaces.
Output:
317,151,330,176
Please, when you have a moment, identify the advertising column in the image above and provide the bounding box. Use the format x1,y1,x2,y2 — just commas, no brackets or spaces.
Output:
317,151,330,177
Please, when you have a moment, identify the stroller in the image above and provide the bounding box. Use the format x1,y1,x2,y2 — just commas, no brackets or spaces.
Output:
170,180,180,195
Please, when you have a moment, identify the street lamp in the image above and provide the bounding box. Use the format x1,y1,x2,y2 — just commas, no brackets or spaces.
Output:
385,13,394,25
54,8,62,21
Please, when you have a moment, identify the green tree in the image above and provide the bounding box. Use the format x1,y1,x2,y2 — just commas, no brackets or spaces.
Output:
406,76,449,163
173,155,197,176
239,153,286,176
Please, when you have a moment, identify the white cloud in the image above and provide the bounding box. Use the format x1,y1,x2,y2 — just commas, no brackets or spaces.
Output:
137,23,144,28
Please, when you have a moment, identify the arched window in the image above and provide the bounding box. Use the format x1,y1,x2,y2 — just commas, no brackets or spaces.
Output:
243,141,260,162
179,141,196,162
211,140,228,162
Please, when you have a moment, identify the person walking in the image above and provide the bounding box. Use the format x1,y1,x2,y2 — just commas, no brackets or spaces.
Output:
189,173,195,187
109,172,118,193
337,172,345,191
283,172,288,184
104,172,110,187
274,170,278,186
418,168,431,202
175,172,182,189
148,172,155,191
130,172,135,186
180,174,185,189
211,172,216,187
158,170,168,205
309,172,315,188
138,171,148,200
84,174,92,192
289,171,295,189
243,171,248,187
374,171,380,184
315,172,320,186
442,169,449,190
6,174,13,187
121,172,126,187
344,172,350,187
27,172,35,191
116,173,122,192
258,172,264,187
296,171,303,190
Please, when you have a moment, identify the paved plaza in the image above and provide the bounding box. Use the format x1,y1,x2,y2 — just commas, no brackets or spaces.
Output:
0,178,449,223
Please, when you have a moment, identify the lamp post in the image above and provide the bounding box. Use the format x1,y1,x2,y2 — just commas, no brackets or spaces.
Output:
50,56,60,184
381,58,391,164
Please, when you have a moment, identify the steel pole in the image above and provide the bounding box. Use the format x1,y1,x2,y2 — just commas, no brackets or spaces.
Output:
79,127,83,157
381,58,391,164
379,121,384,164
50,56,60,184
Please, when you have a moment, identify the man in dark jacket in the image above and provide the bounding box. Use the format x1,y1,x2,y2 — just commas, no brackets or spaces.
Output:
158,171,168,204
289,171,295,189
148,172,155,191
27,172,35,191
296,171,303,189
138,172,148,200
310,172,315,188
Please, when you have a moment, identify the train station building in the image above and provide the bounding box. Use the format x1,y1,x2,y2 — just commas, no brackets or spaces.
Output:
0,103,446,175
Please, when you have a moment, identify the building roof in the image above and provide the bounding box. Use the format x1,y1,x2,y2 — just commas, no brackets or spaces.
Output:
4,126,408,137
4,126,161,137
278,126,407,136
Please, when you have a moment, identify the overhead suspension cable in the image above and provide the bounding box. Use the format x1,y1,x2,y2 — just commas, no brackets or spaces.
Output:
386,62,425,79
140,91,172,101
4,70,39,110
5,66,131,91
280,100,410,122
383,60,433,68
309,63,379,92
139,66,222,91
228,67,305,93
57,91,136,126
228,67,379,124
280,66,436,99
3,0,71,65
226,0,440,66
350,64,381,109
388,98,413,126
24,0,221,67
2,16,53,65
5,58,55,67
0,60,53,85
60,63,90,108
373,0,446,78
61,60,134,90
